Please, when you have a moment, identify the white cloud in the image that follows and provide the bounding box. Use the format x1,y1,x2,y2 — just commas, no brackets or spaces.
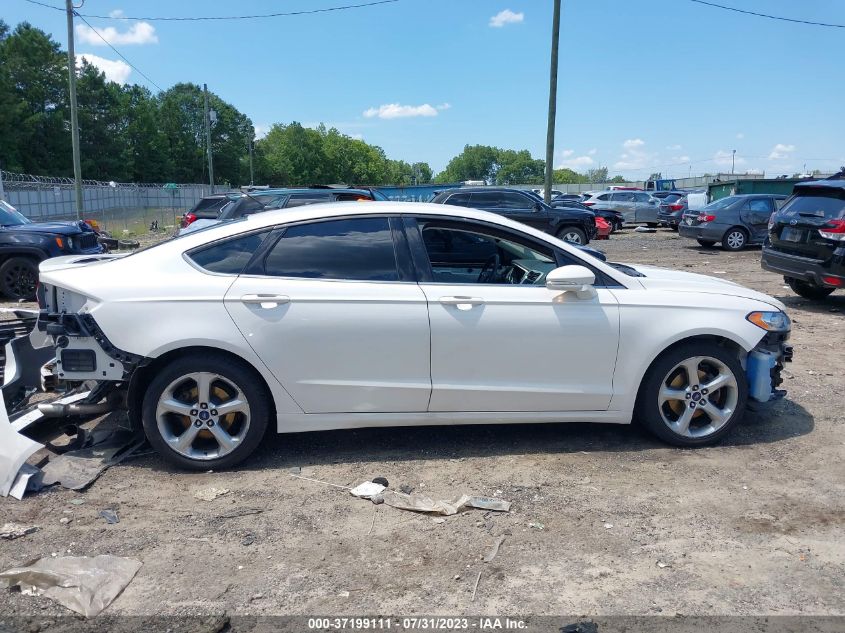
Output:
768,143,796,160
736,132,745,139
489,9,524,27
666,144,682,150
253,124,270,140
363,103,449,119
561,149,575,157
622,138,645,150
556,155,594,169
349,133,364,141
588,148,597,155
109,9,125,18
76,21,158,46
76,54,131,84
614,139,652,170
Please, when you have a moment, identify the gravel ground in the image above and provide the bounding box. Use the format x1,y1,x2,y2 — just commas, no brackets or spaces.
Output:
1,227,843,621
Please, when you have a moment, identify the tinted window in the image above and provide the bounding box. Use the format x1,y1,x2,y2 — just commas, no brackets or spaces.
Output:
264,218,398,281
596,193,610,201
499,192,532,209
747,198,773,213
335,192,373,202
469,192,502,208
662,194,682,204
633,193,651,203
612,192,635,202
444,193,471,207
780,188,845,220
286,193,328,208
188,231,270,274
704,196,741,211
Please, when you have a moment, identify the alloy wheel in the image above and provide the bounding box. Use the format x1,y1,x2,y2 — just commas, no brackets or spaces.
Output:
155,372,251,460
561,230,583,244
4,263,36,299
657,356,739,438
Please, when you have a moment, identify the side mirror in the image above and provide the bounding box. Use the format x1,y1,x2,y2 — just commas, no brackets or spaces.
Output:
546,265,596,298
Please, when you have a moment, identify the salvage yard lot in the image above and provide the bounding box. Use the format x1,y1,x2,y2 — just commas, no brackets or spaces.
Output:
1,229,843,618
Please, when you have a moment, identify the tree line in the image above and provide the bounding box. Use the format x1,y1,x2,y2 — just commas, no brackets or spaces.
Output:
0,20,621,187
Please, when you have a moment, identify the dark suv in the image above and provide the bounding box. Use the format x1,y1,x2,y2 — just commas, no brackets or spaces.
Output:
762,179,845,299
0,200,104,300
430,187,596,244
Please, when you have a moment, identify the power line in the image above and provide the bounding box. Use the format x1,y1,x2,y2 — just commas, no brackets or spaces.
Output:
73,12,164,91
22,0,401,21
689,0,845,29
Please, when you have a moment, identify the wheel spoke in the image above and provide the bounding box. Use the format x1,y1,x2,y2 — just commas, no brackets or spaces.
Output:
659,385,686,405
193,373,213,404
215,398,248,417
672,405,695,436
158,398,194,417
702,371,736,393
172,424,200,452
208,424,237,453
681,358,701,386
699,400,730,427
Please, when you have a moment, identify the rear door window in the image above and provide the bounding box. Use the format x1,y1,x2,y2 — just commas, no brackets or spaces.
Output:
499,192,532,209
469,192,502,208
263,217,399,281
443,193,471,207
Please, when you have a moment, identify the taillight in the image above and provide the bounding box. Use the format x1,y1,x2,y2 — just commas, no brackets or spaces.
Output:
668,203,684,211
183,212,197,227
822,275,844,287
818,218,845,241
698,214,716,223
583,201,595,206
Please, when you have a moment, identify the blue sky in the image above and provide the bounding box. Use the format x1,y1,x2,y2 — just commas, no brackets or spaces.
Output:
7,0,845,178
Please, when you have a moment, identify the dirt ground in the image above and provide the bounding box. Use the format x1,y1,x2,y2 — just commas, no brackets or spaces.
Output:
1,228,843,622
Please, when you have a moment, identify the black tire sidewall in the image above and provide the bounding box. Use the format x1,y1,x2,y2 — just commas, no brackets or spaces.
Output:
0,257,39,300
636,342,748,447
141,353,271,470
785,277,834,300
558,227,586,244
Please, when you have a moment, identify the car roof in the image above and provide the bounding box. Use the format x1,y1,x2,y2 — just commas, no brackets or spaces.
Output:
794,179,845,191
445,187,533,194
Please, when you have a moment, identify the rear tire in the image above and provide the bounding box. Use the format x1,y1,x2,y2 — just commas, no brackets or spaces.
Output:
697,239,716,248
636,342,747,447
785,277,835,300
0,256,39,301
722,227,748,251
557,226,587,245
141,353,271,470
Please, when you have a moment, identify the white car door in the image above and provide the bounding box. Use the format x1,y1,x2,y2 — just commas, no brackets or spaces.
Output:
408,217,620,412
223,216,431,414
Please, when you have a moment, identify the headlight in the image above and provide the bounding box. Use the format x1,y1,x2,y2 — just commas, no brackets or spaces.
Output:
746,311,791,332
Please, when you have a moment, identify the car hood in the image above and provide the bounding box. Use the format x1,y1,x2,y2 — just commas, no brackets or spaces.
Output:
4,221,90,236
630,264,786,310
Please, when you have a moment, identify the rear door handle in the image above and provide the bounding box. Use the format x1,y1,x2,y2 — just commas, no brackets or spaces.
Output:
241,294,290,307
439,296,485,310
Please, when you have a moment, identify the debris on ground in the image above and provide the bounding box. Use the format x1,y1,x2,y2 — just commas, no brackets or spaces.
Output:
634,226,656,233
378,491,511,516
0,554,142,617
528,522,545,530
399,483,414,494
216,508,263,520
98,509,119,524
0,523,38,540
349,481,386,498
483,536,505,563
193,487,230,501
471,571,481,601
371,476,389,487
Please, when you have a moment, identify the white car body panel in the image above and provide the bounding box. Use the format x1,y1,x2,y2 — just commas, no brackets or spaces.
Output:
37,202,783,435
178,218,217,235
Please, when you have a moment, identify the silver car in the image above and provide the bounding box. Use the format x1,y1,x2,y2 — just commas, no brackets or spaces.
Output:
584,190,662,226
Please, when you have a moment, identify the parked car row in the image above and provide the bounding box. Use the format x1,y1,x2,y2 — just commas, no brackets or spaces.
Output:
679,194,786,251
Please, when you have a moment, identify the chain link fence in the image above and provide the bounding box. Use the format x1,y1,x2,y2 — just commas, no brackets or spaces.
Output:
0,170,226,236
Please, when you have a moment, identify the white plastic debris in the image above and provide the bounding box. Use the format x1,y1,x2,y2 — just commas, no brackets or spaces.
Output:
378,491,511,516
349,481,386,498
0,523,38,540
193,487,230,501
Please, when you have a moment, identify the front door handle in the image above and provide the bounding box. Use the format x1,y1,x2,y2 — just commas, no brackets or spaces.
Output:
241,294,290,307
439,296,485,310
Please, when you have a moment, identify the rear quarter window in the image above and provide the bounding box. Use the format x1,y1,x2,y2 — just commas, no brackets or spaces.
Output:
187,231,270,274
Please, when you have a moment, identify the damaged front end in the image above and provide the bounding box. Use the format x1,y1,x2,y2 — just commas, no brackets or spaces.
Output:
746,330,793,403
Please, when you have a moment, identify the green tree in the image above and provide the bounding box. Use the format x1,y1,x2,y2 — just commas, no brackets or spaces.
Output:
585,167,609,183
123,85,173,182
552,168,587,184
436,145,501,183
411,162,432,184
496,149,544,185
609,175,627,183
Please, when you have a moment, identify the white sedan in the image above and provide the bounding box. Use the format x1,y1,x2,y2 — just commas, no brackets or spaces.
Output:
35,203,792,469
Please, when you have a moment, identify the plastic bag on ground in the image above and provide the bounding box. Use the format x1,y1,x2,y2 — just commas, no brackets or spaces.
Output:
380,491,511,516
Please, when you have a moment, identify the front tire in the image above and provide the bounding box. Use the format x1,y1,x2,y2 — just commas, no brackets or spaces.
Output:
785,277,835,300
0,256,39,300
636,342,747,447
557,226,586,245
142,353,271,470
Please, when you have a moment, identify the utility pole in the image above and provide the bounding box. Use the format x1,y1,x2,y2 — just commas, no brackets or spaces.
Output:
248,137,254,186
543,0,562,205
65,0,83,219
203,83,215,189
731,149,736,175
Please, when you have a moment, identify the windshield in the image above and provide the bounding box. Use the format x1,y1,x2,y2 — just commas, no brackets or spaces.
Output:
780,189,845,220
0,201,31,226
703,196,741,211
